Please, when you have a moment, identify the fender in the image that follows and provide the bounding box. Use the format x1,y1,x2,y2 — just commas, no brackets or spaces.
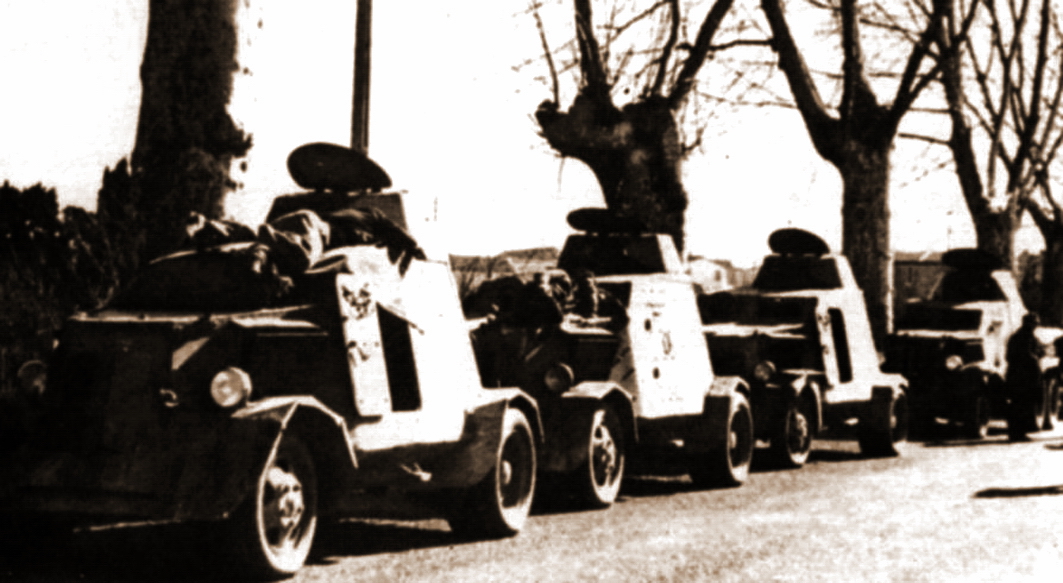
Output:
540,382,637,474
173,395,356,521
687,375,749,454
864,385,903,428
416,389,542,489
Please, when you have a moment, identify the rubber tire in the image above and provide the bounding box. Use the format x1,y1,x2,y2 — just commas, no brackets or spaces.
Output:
962,395,991,439
448,408,536,539
1042,376,1060,430
570,405,625,509
858,391,909,457
228,435,318,579
768,394,815,468
689,392,754,488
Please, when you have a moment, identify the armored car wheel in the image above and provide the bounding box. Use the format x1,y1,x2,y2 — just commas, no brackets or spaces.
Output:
962,395,991,439
1042,376,1060,430
448,408,536,539
768,395,815,468
571,405,625,508
859,389,909,457
229,435,318,578
689,392,754,488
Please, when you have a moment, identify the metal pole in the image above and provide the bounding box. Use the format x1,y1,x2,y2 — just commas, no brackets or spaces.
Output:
352,0,372,153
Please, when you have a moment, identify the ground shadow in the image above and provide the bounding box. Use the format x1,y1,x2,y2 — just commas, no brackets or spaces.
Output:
805,449,868,463
0,518,473,582
309,520,458,565
531,473,703,514
0,522,234,583
974,484,1063,498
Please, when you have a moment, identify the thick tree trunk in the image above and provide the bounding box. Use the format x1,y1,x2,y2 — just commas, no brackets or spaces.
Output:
100,0,250,266
971,209,1019,270
1039,228,1063,325
537,95,688,252
838,142,893,344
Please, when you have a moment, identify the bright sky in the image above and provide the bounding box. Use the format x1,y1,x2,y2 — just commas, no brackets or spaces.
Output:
0,0,1043,267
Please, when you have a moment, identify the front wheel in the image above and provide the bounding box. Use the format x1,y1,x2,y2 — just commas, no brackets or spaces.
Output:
768,394,815,468
227,435,318,578
448,408,536,539
689,392,754,488
570,405,625,508
859,390,909,457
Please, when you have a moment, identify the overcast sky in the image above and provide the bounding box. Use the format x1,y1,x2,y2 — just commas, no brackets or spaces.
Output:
0,1,1041,266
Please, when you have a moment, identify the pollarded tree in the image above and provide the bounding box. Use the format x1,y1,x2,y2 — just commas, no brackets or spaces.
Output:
758,0,948,342
99,0,251,269
532,0,749,253
932,0,1063,323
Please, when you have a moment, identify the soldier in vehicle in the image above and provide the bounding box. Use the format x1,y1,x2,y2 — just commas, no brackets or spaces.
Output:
1006,313,1044,441
566,269,628,332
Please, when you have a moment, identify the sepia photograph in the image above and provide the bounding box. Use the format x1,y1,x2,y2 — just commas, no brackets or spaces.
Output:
2,1,1063,581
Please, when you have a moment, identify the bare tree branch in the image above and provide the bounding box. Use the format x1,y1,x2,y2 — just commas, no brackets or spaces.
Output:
760,0,838,158
898,131,951,145
668,0,736,110
650,0,681,96
574,0,610,98
530,1,560,105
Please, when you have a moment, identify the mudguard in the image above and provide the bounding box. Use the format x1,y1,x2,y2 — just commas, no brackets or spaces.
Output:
864,385,904,428
541,382,636,474
175,396,356,521
687,376,749,454
424,392,542,488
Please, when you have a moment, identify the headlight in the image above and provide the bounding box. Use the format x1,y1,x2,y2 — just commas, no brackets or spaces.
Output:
543,363,575,393
210,367,252,408
753,361,776,383
944,354,964,371
16,360,47,399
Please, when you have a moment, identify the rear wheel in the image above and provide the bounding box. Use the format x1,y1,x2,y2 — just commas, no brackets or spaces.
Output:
571,405,625,508
689,392,754,488
448,408,536,539
768,394,815,468
962,395,991,439
228,435,318,578
1042,376,1060,430
859,390,909,457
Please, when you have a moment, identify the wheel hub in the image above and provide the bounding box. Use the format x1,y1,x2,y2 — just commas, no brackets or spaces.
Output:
789,410,810,450
265,466,305,542
591,426,618,484
500,459,513,487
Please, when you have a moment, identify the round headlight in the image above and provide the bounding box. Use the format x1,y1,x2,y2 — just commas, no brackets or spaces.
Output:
17,360,47,399
944,354,964,371
210,367,252,408
544,363,575,393
753,361,776,383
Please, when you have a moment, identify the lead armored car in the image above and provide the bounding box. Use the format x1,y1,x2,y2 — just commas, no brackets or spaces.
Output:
700,229,909,466
0,144,541,578
468,209,755,506
884,248,1057,437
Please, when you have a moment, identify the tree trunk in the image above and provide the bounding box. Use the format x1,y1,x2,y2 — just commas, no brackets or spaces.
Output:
971,209,1019,270
536,95,688,252
100,0,250,266
1040,228,1063,325
837,141,893,344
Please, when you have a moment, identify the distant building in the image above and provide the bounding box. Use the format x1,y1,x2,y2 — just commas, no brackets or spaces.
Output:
686,256,735,294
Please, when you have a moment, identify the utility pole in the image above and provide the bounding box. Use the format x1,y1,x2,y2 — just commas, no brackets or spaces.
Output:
352,0,372,153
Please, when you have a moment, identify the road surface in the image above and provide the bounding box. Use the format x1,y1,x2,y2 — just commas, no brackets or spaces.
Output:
4,423,1063,582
